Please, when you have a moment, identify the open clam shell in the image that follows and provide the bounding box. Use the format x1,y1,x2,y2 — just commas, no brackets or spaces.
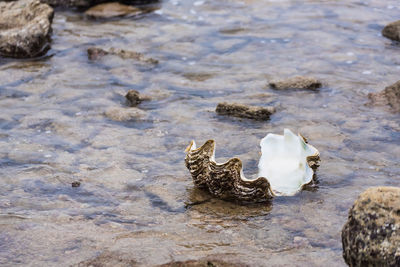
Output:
185,129,320,202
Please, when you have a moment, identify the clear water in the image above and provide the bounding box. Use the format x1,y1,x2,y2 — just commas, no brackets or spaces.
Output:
1,0,400,266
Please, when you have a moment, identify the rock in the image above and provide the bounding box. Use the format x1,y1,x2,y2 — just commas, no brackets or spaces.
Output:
368,80,400,112
87,47,108,60
76,251,137,267
71,181,80,187
125,89,150,107
104,107,146,121
40,0,94,7
87,47,158,65
382,20,400,42
269,76,322,90
0,0,160,8
85,2,144,19
0,0,54,58
342,187,400,267
157,259,248,267
216,102,275,120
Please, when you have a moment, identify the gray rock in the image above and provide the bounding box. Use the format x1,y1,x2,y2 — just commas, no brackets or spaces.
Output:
342,187,400,267
382,20,400,42
269,76,322,90
0,0,54,58
216,102,275,120
368,80,400,112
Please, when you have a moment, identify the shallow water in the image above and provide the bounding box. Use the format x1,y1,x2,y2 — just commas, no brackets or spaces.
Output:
0,0,400,266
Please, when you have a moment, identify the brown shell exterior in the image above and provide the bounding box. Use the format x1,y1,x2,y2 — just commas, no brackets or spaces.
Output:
185,140,274,203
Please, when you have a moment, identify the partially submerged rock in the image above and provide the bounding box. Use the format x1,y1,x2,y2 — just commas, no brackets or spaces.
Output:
87,47,158,64
185,129,320,202
216,102,275,120
269,76,322,90
342,187,400,267
368,80,400,112
382,20,400,42
40,0,95,7
125,89,150,107
2,0,160,8
0,0,54,58
85,2,145,19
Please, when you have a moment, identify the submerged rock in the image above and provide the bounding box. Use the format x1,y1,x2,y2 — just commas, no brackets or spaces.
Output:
76,251,137,267
0,0,54,58
104,107,146,121
342,187,400,267
269,76,322,90
85,2,145,19
158,259,248,267
216,102,275,120
368,80,400,112
87,47,158,64
382,20,400,42
125,89,150,107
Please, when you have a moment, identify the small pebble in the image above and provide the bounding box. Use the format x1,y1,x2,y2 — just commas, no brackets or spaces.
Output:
71,181,81,188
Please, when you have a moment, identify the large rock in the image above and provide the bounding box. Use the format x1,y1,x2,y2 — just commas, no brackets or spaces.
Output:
382,20,400,42
368,80,400,112
1,0,160,8
342,187,400,267
0,0,54,58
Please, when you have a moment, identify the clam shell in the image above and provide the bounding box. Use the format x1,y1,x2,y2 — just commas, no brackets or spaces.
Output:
185,129,320,202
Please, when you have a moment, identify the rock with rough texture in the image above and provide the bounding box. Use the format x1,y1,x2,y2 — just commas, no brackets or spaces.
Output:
87,47,158,64
76,251,137,267
1,0,160,8
216,102,275,120
342,187,400,267
382,20,400,42
158,259,248,267
85,2,145,19
0,0,54,58
269,76,322,90
368,80,400,112
125,89,150,107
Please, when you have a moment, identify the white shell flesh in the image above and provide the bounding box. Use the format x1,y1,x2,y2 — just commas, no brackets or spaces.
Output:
257,129,319,196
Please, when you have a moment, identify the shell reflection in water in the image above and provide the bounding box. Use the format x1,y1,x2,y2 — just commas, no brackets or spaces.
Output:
184,129,320,202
